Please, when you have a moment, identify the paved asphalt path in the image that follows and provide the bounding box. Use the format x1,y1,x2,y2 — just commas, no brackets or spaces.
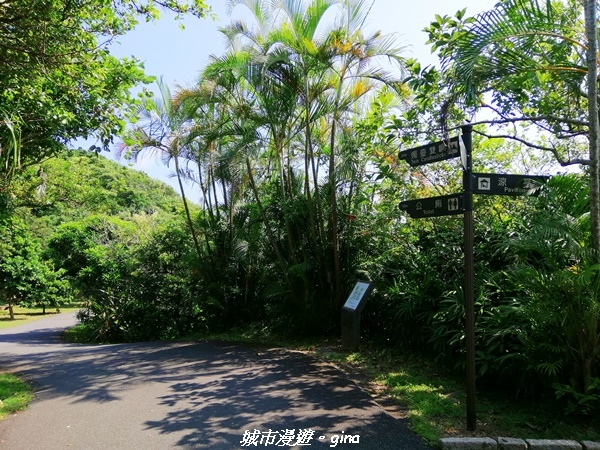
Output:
0,313,432,449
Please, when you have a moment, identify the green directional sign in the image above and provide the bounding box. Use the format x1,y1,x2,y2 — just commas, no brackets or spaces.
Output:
472,173,549,196
399,136,461,167
399,193,464,218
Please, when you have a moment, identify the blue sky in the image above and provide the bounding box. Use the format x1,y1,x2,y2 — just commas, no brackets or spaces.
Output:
79,0,498,195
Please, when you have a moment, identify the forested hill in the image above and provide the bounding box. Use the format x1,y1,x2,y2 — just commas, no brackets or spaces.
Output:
11,149,186,235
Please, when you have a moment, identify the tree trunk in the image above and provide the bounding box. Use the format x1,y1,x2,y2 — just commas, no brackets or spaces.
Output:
584,0,600,396
174,155,203,261
8,302,14,320
585,0,600,259
329,117,342,308
245,157,296,300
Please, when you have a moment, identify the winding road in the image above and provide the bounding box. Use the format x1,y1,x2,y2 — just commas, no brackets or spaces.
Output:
0,313,432,449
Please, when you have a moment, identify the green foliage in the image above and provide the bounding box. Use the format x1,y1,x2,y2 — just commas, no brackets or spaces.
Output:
48,213,207,342
0,213,71,312
3,0,597,424
0,374,33,419
554,378,600,416
360,173,600,415
2,147,201,340
0,0,210,189
499,175,600,403
15,150,182,215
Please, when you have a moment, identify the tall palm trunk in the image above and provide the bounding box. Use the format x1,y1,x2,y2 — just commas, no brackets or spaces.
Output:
584,0,600,394
585,0,600,261
245,156,296,300
328,116,342,308
174,155,203,261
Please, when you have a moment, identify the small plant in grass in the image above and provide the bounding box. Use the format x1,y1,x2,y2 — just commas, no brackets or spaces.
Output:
0,374,33,419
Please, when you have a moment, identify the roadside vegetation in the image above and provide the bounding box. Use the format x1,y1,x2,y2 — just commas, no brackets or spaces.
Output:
0,304,82,330
320,345,600,444
0,374,33,420
1,0,599,441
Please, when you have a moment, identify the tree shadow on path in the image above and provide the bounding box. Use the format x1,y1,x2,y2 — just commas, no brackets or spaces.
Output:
0,319,432,449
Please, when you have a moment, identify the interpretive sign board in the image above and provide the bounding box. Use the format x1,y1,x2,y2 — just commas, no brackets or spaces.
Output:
343,281,373,312
399,136,460,167
472,173,549,196
399,193,464,219
342,281,374,351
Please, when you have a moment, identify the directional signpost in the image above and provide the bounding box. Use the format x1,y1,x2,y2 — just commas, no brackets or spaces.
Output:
400,193,463,219
472,173,549,196
397,125,550,432
399,126,477,430
399,135,461,167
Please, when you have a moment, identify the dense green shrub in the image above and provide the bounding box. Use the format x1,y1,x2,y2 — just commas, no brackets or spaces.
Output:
0,213,71,314
358,174,600,414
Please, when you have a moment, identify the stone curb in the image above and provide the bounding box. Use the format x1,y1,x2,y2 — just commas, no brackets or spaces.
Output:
439,437,600,450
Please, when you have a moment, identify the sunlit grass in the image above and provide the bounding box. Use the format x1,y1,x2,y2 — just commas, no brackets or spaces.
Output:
0,374,33,420
379,371,463,442
317,346,600,445
0,304,82,330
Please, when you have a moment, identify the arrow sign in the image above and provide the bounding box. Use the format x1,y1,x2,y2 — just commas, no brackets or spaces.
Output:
399,193,464,218
472,173,550,196
399,136,460,167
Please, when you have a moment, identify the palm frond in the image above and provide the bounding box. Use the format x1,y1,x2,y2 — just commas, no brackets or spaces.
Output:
444,0,584,105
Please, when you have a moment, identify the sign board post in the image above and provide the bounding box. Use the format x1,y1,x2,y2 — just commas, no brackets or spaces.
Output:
341,281,374,351
461,125,477,431
398,126,477,431
398,125,549,431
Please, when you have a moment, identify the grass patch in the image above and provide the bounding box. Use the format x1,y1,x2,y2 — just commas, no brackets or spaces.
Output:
0,374,33,420
379,370,463,442
314,345,600,445
0,304,82,330
62,323,99,343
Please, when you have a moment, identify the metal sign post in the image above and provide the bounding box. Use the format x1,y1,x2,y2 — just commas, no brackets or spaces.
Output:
399,127,477,431
461,125,477,431
397,124,550,432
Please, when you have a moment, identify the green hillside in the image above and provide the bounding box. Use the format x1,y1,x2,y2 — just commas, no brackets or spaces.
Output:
1,149,196,323
10,150,187,238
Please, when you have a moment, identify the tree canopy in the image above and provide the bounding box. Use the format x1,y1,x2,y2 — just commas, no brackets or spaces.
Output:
0,0,210,192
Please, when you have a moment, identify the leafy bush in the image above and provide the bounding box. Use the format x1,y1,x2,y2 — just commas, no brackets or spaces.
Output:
0,213,71,314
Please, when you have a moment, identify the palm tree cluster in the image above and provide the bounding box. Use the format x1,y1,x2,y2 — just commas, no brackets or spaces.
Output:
122,0,407,332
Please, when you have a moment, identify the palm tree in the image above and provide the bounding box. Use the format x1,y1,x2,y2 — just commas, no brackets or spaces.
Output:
121,78,202,260
437,0,600,257
223,0,407,305
506,174,599,396
583,0,600,262
177,49,303,298
0,112,22,204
